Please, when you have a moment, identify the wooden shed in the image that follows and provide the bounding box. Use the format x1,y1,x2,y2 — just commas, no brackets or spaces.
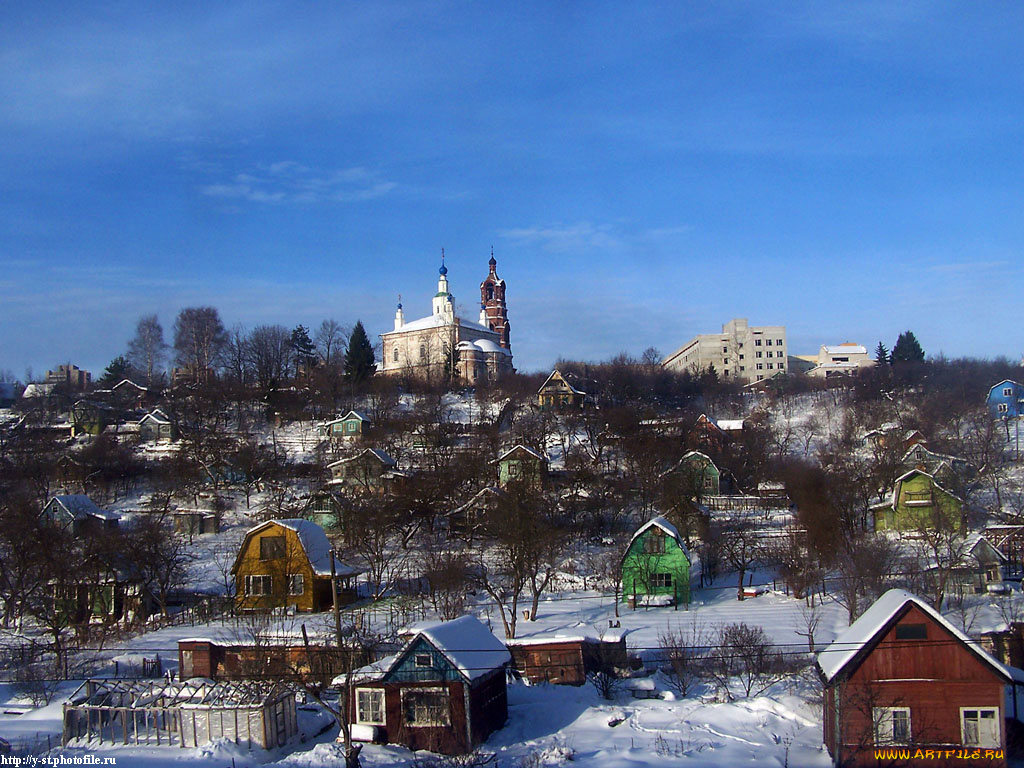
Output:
506,629,629,686
344,615,509,755
817,589,1022,767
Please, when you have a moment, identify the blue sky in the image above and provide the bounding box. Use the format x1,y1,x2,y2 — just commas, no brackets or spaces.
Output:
2,1,1023,378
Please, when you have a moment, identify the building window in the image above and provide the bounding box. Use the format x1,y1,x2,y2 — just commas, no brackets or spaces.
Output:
740,366,745,372
288,574,304,596
895,623,927,640
414,653,432,668
998,403,1009,414
739,354,744,360
724,358,729,364
776,339,783,347
757,363,763,370
874,707,911,745
403,688,450,727
356,688,385,725
755,339,762,346
961,708,1000,748
245,575,272,596
722,347,728,354
766,363,773,370
419,345,426,361
643,531,666,554
259,536,286,560
756,351,762,358
1004,387,1014,397
765,339,772,346
651,573,673,589
757,375,764,381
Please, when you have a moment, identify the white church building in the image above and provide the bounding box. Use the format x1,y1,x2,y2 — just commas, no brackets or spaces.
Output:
379,253,513,385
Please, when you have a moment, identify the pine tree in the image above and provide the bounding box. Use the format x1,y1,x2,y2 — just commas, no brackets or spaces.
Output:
344,321,375,383
891,331,925,363
874,341,890,366
99,355,133,386
290,325,317,377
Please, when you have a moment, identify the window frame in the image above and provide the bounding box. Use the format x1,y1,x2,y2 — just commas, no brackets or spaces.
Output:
259,536,286,561
650,572,673,589
401,686,450,727
961,707,1000,749
245,574,273,596
355,687,386,726
288,573,305,596
873,706,911,745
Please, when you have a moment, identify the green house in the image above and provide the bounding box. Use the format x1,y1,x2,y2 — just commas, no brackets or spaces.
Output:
666,450,720,496
320,410,371,440
494,445,547,489
871,469,964,532
622,516,691,607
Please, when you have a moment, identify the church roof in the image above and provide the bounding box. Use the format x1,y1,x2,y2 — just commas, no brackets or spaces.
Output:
382,312,497,337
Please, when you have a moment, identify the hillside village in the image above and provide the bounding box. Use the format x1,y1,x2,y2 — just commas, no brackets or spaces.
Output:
2,281,1024,768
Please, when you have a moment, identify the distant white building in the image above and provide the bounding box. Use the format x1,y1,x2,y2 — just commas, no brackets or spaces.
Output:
806,343,875,378
662,318,787,384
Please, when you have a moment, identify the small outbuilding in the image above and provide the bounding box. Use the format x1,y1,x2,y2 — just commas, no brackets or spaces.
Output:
345,615,509,755
506,628,629,686
817,589,1021,767
63,678,296,749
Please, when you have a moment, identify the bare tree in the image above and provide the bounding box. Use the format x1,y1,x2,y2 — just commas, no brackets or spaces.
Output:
126,314,167,386
710,622,790,699
173,306,228,382
658,622,710,696
248,324,293,390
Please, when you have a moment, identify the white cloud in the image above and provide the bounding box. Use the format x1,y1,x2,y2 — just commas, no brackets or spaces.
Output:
197,162,396,205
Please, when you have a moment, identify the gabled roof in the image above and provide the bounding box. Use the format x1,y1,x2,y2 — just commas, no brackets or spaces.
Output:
139,408,172,425
873,469,962,512
323,410,370,427
494,444,545,463
112,379,147,392
449,486,506,517
988,379,1024,397
363,615,510,683
817,589,1014,684
233,519,360,577
626,516,691,564
963,533,1007,564
327,448,396,469
46,495,120,522
538,369,585,395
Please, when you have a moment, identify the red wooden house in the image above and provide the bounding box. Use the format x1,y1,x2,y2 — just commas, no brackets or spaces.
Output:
344,615,509,755
817,589,1023,767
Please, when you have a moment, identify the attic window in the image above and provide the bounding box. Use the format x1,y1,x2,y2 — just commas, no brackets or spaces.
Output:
643,529,666,554
414,653,432,668
895,623,927,640
259,536,286,560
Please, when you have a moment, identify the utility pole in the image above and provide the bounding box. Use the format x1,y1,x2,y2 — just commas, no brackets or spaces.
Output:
330,548,343,645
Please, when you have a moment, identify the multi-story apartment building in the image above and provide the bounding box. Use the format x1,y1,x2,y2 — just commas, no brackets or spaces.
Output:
662,318,787,384
46,364,91,390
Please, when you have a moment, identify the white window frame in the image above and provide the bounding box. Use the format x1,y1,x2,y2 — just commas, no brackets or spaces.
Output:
288,573,304,596
355,687,386,725
961,707,1000,749
245,575,272,596
1004,387,1013,397
873,706,911,745
401,686,450,727
651,572,673,589
997,403,1009,414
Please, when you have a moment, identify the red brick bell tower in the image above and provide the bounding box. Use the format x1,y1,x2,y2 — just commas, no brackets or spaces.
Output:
480,249,511,351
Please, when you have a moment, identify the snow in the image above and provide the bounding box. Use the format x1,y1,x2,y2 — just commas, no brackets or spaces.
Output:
626,517,690,564
816,588,1013,684
49,494,120,522
409,615,512,681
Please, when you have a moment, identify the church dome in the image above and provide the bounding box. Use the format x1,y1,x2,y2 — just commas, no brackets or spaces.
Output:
439,263,448,276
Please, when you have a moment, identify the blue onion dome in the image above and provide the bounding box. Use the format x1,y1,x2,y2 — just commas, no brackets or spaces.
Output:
397,302,402,309
439,263,448,275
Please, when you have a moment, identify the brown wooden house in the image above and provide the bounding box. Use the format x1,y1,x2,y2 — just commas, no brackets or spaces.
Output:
345,615,509,755
178,638,372,682
817,589,1022,767
506,629,629,686
537,369,585,410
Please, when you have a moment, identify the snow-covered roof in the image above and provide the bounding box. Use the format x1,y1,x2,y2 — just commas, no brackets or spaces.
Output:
139,408,172,425
506,624,629,647
48,495,120,522
495,444,545,463
240,519,360,577
538,370,585,395
456,338,511,356
112,379,147,392
817,589,1014,684
327,448,397,468
717,419,744,431
383,313,496,337
404,615,511,681
822,344,868,355
22,382,55,398
963,533,1007,564
626,516,690,563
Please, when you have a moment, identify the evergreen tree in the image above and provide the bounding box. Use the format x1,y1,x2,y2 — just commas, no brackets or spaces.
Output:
344,321,375,383
290,325,317,377
891,331,925,363
99,355,133,386
874,341,890,366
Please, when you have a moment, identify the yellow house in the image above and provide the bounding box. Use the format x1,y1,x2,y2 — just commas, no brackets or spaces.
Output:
231,519,360,613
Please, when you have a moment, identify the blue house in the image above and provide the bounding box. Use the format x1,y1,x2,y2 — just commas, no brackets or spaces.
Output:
987,380,1024,419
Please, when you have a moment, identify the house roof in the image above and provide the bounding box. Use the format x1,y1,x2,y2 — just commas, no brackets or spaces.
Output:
139,408,172,425
387,615,510,682
112,379,147,392
816,588,1015,684
327,448,397,469
382,312,497,337
822,344,868,355
988,380,1023,397
538,369,585,395
717,419,745,431
47,495,120,522
323,410,370,427
963,533,1007,564
235,519,360,577
495,444,545,463
626,516,691,564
